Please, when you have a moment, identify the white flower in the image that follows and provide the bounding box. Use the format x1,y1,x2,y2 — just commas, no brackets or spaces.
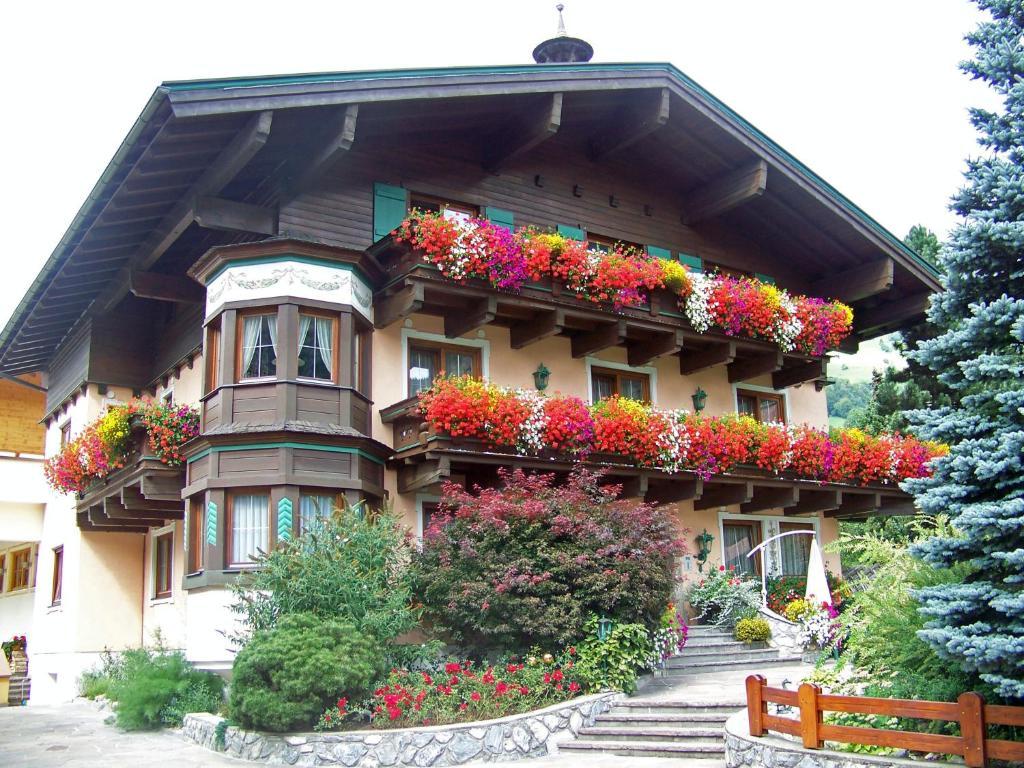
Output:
684,273,714,333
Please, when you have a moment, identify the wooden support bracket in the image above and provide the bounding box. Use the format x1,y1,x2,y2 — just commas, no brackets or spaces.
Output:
618,474,649,499
694,481,754,511
772,359,828,390
571,320,626,359
854,292,931,334
287,103,359,196
483,93,562,172
646,478,703,506
784,490,842,516
510,309,565,349
195,196,278,235
627,329,684,367
588,88,670,160
445,296,497,339
129,271,206,304
680,341,736,375
682,159,768,225
811,258,894,303
825,492,882,518
398,456,451,494
375,283,424,329
728,351,784,383
741,486,799,514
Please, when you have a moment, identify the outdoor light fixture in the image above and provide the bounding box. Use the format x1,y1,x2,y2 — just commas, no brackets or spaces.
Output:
691,387,708,412
597,616,613,642
533,363,551,391
695,528,714,572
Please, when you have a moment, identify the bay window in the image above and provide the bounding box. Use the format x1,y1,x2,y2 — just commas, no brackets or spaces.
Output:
228,492,270,567
298,313,337,381
299,492,337,532
239,313,278,380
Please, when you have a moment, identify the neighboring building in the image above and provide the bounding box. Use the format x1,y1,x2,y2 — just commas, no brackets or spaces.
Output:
0,35,939,703
0,374,48,651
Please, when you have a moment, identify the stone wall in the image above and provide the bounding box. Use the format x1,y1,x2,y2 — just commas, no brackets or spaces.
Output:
182,692,620,766
725,711,942,768
760,608,804,658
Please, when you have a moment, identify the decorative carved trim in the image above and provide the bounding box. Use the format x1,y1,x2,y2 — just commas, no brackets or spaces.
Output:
277,497,293,542
206,501,218,545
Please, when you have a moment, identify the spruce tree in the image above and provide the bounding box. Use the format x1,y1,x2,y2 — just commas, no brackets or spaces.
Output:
903,0,1024,700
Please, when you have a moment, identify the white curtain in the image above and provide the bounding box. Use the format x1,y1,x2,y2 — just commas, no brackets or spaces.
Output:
231,494,268,564
300,494,334,532
315,317,333,375
781,531,812,575
242,316,261,375
723,524,757,576
298,315,312,351
266,315,278,357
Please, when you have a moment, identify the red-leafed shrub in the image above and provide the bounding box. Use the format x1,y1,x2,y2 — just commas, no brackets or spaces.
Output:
414,469,688,649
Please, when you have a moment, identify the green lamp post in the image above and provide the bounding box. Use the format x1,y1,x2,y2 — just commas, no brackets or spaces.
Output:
695,529,714,572
533,363,551,391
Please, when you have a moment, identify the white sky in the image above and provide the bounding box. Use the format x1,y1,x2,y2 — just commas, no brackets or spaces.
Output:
0,0,993,331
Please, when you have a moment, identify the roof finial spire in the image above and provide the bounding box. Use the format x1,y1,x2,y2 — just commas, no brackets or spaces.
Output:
532,4,594,64
556,4,567,37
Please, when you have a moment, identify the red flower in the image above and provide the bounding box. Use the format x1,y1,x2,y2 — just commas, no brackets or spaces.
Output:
471,691,481,702
569,681,581,693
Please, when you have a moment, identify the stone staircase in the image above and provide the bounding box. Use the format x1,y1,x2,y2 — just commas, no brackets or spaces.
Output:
560,625,796,762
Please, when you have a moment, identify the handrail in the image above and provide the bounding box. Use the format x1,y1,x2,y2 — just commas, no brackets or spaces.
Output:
745,675,1024,768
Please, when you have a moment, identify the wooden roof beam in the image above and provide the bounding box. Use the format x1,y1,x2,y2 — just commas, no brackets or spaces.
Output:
772,359,828,390
398,455,450,494
95,110,274,313
374,283,424,329
130,272,205,304
854,292,931,335
741,486,799,514
680,341,736,375
646,477,703,506
571,320,626,358
627,329,684,367
285,103,359,199
194,196,278,236
510,309,565,349
681,159,768,225
811,258,894,303
482,92,562,173
784,489,842,516
445,296,496,339
825,492,882,518
694,481,754,511
588,88,670,161
727,350,784,383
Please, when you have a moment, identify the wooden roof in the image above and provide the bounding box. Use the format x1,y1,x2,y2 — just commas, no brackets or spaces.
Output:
0,62,939,376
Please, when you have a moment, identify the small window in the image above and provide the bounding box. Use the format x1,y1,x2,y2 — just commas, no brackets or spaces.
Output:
586,232,644,255
354,329,371,395
161,389,174,406
780,522,815,577
723,521,761,577
188,498,204,574
420,501,440,539
407,341,482,396
298,313,337,382
737,389,785,424
591,366,650,403
206,323,221,392
706,261,753,280
60,422,71,448
51,547,63,606
239,313,278,380
10,547,32,591
409,194,478,224
299,493,337,532
228,492,270,567
154,531,173,599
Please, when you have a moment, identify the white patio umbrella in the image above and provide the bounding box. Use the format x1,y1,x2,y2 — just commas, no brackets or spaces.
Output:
804,537,832,607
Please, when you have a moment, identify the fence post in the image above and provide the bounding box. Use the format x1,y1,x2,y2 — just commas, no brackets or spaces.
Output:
746,675,767,736
798,682,823,749
959,692,987,768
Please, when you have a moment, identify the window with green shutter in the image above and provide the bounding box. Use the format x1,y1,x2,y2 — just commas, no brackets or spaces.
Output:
647,245,673,260
754,272,776,285
484,207,515,231
678,253,703,273
373,182,409,242
556,224,585,241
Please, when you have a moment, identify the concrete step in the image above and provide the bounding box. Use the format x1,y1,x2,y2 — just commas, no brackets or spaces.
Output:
612,700,745,715
667,649,780,668
579,725,725,742
596,712,732,728
675,640,766,655
685,626,733,637
559,739,725,759
663,657,799,674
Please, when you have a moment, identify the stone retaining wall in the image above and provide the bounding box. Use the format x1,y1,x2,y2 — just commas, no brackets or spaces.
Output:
182,692,619,766
760,608,804,658
724,711,948,768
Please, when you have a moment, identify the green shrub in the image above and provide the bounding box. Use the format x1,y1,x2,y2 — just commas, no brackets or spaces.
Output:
229,613,380,732
685,565,760,627
414,469,686,650
573,617,653,694
230,504,417,643
735,617,771,643
107,650,223,730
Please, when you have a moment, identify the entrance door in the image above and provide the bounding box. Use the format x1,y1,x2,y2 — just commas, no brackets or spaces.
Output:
722,520,762,576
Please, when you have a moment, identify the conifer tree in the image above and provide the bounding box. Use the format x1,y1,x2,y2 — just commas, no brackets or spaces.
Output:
903,0,1024,700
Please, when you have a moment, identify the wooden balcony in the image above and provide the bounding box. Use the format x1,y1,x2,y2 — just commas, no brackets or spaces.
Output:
369,239,830,389
383,401,912,521
75,428,185,534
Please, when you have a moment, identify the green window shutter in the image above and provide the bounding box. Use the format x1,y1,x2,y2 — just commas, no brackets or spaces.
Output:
484,207,515,231
373,182,409,242
647,245,672,260
754,272,776,285
557,224,586,241
678,253,703,273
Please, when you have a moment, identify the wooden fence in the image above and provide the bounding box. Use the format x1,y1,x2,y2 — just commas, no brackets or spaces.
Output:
745,675,1024,767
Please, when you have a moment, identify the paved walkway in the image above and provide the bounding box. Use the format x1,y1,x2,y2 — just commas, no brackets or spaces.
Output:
0,662,816,767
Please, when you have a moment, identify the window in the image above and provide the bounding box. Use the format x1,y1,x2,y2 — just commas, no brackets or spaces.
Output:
586,232,644,254
238,313,278,380
722,521,761,577
188,498,204,574
591,366,650,403
298,313,337,381
409,194,478,224
299,493,337,532
407,341,482,396
780,522,815,577
737,389,786,424
706,261,753,280
206,323,221,391
228,492,269,567
10,547,32,591
161,389,174,406
154,531,173,599
60,421,71,447
354,329,371,395
420,501,440,539
0,552,4,592
50,547,63,605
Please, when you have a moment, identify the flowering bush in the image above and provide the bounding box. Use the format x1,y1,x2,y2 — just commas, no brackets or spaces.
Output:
319,651,585,730
413,469,687,649
685,565,761,627
43,399,199,494
766,573,849,614
648,603,689,669
735,617,772,643
418,378,945,487
787,600,841,649
392,212,854,351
